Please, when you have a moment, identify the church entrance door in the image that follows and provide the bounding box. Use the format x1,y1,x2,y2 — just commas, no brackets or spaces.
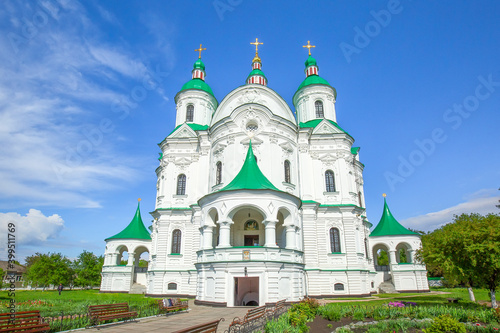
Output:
234,277,259,306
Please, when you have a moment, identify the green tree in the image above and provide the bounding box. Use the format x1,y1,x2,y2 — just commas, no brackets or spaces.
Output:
377,250,389,266
73,250,104,288
417,213,500,307
24,252,74,290
0,267,4,289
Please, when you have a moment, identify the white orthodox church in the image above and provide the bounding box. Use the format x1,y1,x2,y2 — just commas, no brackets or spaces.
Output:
100,41,429,306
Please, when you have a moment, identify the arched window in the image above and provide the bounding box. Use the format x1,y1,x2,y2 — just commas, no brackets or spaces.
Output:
284,160,291,183
315,100,324,118
186,105,194,122
216,161,222,185
334,283,344,291
176,174,186,195
168,283,177,290
330,228,341,253
171,229,181,254
325,170,336,192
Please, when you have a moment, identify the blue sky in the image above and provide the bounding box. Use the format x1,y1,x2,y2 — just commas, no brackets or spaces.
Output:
0,0,499,262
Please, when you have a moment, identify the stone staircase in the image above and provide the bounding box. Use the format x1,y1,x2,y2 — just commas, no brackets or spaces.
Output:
378,282,398,294
129,283,147,294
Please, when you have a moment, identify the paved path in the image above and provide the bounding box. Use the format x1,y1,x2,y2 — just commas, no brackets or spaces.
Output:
81,301,250,333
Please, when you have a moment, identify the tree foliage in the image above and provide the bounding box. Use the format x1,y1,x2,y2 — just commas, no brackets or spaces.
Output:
24,252,74,288
73,250,104,288
417,213,500,307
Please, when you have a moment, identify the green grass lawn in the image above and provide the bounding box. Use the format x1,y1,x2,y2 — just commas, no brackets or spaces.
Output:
0,289,164,316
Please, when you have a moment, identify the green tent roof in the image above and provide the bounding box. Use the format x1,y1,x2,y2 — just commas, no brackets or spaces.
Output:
105,201,151,241
370,199,418,237
180,78,216,97
219,141,280,192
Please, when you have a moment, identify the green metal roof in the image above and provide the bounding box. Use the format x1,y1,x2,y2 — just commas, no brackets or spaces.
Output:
298,119,350,135
370,199,418,237
305,55,317,67
165,123,209,138
246,68,267,79
219,141,280,192
351,147,360,155
194,58,205,70
180,78,215,98
296,75,337,99
106,202,151,241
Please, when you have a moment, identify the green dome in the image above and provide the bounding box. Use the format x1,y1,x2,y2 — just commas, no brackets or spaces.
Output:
296,75,337,99
180,78,215,97
246,68,267,79
305,55,317,67
194,59,205,70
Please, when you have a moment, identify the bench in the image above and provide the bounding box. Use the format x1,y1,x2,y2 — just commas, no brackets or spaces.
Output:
266,299,287,319
0,310,50,332
172,318,224,333
227,305,267,333
158,298,189,314
88,303,137,327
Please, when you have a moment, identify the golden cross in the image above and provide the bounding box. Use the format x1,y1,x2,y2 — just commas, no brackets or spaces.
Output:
303,40,315,56
250,38,263,54
194,44,206,59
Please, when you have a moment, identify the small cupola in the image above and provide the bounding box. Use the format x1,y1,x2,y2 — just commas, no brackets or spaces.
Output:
246,38,268,86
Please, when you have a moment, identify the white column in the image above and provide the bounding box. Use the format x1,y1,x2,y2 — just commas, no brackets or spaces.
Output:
407,250,414,263
285,225,297,250
127,252,135,266
263,220,278,248
112,253,118,265
217,220,233,248
202,225,214,250
389,250,397,264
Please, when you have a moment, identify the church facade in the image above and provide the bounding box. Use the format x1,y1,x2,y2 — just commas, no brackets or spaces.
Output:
100,42,429,306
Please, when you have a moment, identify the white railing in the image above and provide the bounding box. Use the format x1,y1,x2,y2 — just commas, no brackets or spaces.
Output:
197,247,304,264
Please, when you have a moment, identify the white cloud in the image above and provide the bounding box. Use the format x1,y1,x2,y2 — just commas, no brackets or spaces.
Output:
0,210,64,250
401,189,499,232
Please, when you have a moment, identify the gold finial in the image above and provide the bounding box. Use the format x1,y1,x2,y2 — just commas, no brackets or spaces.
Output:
194,44,206,59
250,38,263,55
138,198,142,202
303,40,315,56
382,193,387,198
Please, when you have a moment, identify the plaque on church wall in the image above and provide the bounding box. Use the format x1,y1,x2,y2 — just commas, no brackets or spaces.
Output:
243,250,250,261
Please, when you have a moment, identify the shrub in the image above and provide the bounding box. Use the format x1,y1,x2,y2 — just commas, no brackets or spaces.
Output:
321,307,341,321
353,311,365,321
423,314,466,333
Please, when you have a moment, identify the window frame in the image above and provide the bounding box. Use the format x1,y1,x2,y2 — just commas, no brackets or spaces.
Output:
284,160,291,183
216,161,222,185
171,229,182,254
315,100,324,118
186,104,194,122
325,170,336,192
329,227,341,253
176,174,186,195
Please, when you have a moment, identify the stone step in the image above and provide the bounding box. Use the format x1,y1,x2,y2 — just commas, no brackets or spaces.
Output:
378,282,398,294
129,283,147,294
